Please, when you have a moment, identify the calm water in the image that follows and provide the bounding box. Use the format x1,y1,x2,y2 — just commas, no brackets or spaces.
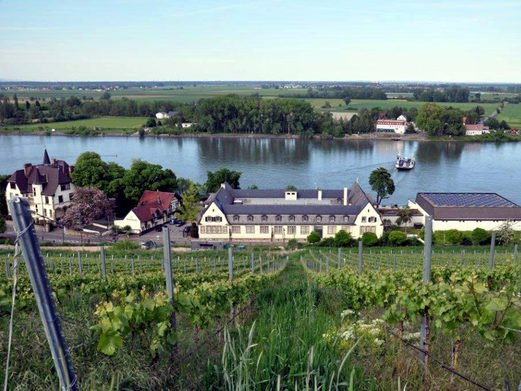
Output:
1,135,520,205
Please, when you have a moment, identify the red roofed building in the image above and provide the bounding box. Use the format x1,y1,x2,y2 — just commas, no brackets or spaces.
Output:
465,124,490,136
114,190,181,234
375,115,407,134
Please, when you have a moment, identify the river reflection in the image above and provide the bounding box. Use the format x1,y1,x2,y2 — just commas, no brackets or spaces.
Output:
0,135,519,204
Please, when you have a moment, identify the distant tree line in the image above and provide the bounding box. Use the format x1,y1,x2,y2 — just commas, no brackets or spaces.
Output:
281,87,387,101
0,94,196,125
414,103,485,136
412,87,470,103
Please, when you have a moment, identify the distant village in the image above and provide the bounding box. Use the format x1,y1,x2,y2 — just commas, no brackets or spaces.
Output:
4,150,521,246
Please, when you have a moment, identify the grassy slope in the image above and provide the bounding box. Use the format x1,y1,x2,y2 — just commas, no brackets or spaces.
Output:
496,103,521,128
4,116,147,131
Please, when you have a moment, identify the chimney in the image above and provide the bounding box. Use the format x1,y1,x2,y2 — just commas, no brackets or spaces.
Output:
318,189,322,201
51,158,56,164
24,163,32,177
343,187,348,206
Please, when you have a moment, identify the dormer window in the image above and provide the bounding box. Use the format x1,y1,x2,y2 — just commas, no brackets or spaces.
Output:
302,215,309,222
316,215,322,222
343,215,349,222
329,215,335,222
289,215,295,222
233,215,240,222
275,215,282,222
247,215,254,222
261,215,268,222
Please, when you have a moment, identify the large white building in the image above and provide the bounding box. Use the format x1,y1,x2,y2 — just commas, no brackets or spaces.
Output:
6,150,76,230
376,115,407,134
198,182,383,242
465,124,490,136
408,192,521,231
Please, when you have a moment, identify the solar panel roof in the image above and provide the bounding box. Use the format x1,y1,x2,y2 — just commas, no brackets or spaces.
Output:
419,193,519,208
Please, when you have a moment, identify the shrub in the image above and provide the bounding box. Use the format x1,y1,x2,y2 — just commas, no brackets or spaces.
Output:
286,238,299,250
497,222,517,245
388,230,407,246
190,222,199,238
112,240,139,251
307,231,321,244
334,230,354,247
445,229,463,245
361,232,378,246
471,228,490,245
319,237,335,247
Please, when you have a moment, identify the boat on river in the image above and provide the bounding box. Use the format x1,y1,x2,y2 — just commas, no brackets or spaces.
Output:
395,155,415,170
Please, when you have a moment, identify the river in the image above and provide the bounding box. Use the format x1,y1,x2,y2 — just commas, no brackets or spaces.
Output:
1,135,519,205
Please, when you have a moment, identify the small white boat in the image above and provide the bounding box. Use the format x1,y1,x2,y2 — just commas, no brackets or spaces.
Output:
396,155,415,170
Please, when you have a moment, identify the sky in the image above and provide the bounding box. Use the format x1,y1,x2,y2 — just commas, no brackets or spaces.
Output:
0,0,520,82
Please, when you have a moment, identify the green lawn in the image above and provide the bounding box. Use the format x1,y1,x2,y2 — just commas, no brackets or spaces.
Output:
5,116,147,131
496,103,521,128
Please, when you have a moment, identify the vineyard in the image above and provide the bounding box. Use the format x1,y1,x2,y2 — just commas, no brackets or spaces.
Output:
1,243,521,390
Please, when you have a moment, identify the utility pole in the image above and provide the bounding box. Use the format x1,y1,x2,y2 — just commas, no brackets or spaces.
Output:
420,215,432,371
9,197,78,391
162,227,177,353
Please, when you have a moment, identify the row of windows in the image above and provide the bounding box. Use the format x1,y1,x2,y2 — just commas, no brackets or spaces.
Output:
361,216,378,223
205,216,223,222
201,225,352,235
231,214,352,223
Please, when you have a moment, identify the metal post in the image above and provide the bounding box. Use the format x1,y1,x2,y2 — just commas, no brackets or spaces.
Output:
9,197,78,391
420,215,432,367
489,232,496,270
228,247,234,281
460,249,465,266
326,258,329,273
77,251,82,275
393,254,397,271
514,244,518,264
358,240,363,275
251,252,255,273
337,248,341,269
100,247,107,280
162,227,177,344
4,258,11,278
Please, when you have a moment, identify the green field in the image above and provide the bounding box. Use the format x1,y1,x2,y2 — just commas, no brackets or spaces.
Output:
4,116,147,131
496,103,521,128
346,99,500,115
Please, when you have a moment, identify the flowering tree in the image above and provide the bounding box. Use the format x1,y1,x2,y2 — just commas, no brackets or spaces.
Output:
62,187,114,230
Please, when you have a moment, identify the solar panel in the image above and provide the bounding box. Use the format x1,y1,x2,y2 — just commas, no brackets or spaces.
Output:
420,193,518,208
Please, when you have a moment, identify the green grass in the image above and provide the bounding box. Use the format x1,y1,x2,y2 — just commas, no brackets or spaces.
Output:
496,103,521,128
4,116,147,131
346,99,499,115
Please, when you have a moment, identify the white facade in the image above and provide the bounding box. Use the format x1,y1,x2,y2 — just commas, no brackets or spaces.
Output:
6,179,76,226
198,183,384,242
376,120,407,134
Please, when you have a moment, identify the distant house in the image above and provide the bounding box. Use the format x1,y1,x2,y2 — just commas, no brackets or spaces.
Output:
155,111,178,120
465,124,490,136
376,115,407,134
5,150,76,230
114,190,181,234
181,122,196,128
408,192,521,231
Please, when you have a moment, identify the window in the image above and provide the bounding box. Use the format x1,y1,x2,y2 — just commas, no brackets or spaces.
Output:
368,217,377,223
33,188,36,196
274,226,283,234
316,215,322,222
300,226,310,235
328,226,337,234
199,226,205,234
205,216,222,222
60,184,70,191
329,215,335,223
246,226,255,234
10,183,15,190
58,195,63,203
275,215,282,222
361,217,367,223
343,215,349,222
261,215,268,222
360,226,376,234
260,225,269,234
247,215,254,222
302,215,309,222
341,225,350,232
233,215,240,222
287,226,296,235
289,215,295,222
45,196,49,205
232,226,241,234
